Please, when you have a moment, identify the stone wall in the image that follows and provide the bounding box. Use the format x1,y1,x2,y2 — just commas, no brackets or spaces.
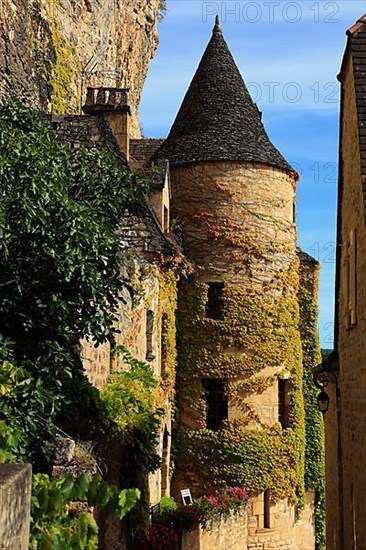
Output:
182,511,248,550
335,44,366,549
323,381,340,550
247,491,315,550
171,161,296,285
0,0,161,135
0,463,32,550
170,159,311,547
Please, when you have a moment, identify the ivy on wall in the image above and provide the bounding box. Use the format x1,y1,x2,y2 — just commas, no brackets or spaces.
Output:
299,259,326,550
158,269,178,399
31,0,82,114
174,268,306,507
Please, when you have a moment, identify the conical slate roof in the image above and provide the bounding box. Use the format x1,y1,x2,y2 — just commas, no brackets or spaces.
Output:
157,17,293,172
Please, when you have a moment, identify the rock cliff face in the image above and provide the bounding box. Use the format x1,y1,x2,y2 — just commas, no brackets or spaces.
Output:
0,0,162,136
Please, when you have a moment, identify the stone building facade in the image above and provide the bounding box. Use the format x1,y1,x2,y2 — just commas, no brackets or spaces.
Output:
131,17,319,550
51,91,183,531
44,16,323,550
321,13,366,550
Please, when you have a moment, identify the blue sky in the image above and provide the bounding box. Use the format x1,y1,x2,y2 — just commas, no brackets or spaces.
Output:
139,0,366,347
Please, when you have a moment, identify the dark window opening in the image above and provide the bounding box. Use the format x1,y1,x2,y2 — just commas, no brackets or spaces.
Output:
161,427,169,497
278,379,290,428
205,283,224,319
163,206,169,233
264,490,271,528
146,310,155,361
202,378,228,431
293,202,296,223
161,312,168,377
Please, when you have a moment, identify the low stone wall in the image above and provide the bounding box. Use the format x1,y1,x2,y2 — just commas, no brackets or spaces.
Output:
247,491,315,550
182,511,248,550
0,463,32,550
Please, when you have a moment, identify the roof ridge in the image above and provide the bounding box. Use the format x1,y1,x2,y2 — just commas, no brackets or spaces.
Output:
347,14,366,37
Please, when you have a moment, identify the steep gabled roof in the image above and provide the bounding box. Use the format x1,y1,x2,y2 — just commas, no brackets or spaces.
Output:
130,138,168,190
130,138,165,170
156,17,293,173
51,115,182,265
344,15,366,185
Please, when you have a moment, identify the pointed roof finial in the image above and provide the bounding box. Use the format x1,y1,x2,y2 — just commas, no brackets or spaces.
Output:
213,15,222,33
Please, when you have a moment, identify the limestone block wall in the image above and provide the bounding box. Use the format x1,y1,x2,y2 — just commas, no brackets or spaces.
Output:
336,47,366,549
229,367,288,428
181,511,248,550
171,161,296,285
247,491,315,550
324,381,339,550
294,492,316,550
0,463,32,550
80,336,110,388
80,260,176,507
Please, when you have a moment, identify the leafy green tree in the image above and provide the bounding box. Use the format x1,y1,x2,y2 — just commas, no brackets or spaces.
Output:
0,101,148,465
0,101,146,356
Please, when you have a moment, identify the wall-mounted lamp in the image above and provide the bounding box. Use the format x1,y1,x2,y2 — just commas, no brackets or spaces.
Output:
313,365,339,415
316,390,330,414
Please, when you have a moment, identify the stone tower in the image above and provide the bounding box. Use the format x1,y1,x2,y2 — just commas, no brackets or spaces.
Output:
156,17,316,549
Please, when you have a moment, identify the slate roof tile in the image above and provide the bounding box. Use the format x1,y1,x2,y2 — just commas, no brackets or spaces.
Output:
155,17,294,173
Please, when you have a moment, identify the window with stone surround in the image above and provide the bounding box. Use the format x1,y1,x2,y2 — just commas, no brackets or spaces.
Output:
205,282,224,319
202,378,228,431
264,489,271,528
161,427,169,497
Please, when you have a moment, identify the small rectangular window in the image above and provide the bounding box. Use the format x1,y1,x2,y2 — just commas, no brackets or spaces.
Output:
205,283,224,319
202,378,228,431
278,379,290,428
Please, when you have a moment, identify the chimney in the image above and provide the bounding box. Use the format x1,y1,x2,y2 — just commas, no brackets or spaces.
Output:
82,87,131,160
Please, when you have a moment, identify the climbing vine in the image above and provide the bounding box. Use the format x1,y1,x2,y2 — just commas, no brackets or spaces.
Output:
32,0,82,113
48,12,81,114
158,269,178,398
299,258,326,549
174,267,306,507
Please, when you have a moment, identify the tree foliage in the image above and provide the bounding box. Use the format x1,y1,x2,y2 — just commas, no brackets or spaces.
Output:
0,101,148,465
30,473,140,549
0,100,146,357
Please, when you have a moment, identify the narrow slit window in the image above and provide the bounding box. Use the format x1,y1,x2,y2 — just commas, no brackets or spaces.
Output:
161,312,168,376
146,310,155,361
349,228,357,326
163,205,169,233
161,427,169,497
264,490,271,528
205,283,224,319
202,378,228,431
